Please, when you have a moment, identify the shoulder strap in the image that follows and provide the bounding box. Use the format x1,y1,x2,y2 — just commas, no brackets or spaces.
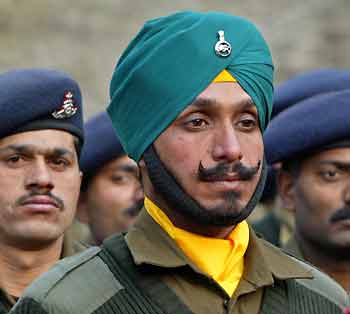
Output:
100,234,192,314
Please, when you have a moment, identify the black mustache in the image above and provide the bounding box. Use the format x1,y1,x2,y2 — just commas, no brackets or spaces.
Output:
198,160,261,182
329,207,350,223
122,199,144,217
16,190,64,210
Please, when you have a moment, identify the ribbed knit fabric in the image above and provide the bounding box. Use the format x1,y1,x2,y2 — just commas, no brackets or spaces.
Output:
260,280,288,313
96,234,191,314
95,249,166,314
10,235,346,314
287,280,343,314
11,298,48,314
261,279,344,314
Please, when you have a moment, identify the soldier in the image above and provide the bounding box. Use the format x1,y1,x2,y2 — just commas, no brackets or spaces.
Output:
264,89,350,293
12,12,349,314
0,68,86,312
78,112,143,244
253,68,350,247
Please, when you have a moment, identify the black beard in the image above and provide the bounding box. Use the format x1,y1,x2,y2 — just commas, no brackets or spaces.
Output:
143,145,267,227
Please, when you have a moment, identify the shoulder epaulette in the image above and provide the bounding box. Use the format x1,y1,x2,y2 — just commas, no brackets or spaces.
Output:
15,247,124,314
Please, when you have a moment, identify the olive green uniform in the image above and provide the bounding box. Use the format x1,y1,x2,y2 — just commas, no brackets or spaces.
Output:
0,233,86,313
11,210,349,314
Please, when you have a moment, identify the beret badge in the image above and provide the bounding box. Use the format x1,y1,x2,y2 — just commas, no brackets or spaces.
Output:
215,30,231,57
52,91,77,119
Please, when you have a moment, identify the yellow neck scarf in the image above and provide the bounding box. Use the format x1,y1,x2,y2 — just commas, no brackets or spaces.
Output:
144,197,249,296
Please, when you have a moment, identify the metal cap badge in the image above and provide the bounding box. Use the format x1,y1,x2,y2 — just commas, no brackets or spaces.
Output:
215,30,231,57
52,91,78,119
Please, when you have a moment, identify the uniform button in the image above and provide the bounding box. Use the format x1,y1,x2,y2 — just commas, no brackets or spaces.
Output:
223,298,229,308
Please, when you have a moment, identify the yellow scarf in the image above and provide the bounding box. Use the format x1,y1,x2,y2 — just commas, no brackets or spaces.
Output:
144,197,249,296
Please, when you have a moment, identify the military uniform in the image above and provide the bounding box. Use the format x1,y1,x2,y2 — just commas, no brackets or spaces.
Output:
0,234,86,313
0,68,87,313
252,206,294,247
10,12,350,314
11,210,349,314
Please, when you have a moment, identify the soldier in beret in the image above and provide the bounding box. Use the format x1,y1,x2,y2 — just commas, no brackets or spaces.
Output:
78,112,143,245
264,89,350,293
12,12,349,314
253,68,350,247
0,68,86,312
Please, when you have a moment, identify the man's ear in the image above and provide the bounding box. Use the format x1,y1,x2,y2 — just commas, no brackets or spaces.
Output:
138,158,145,168
277,169,297,213
76,191,89,224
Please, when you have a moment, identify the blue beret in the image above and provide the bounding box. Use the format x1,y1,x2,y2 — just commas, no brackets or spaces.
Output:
80,112,125,180
108,11,273,161
264,90,350,164
273,68,350,117
0,68,83,143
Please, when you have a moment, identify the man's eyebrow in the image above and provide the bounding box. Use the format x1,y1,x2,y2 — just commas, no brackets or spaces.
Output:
49,148,75,158
190,97,215,109
319,160,350,170
191,97,255,110
113,164,139,174
0,145,34,154
0,145,74,158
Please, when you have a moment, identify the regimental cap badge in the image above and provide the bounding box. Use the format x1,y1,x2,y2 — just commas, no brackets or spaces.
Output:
52,91,78,119
214,30,231,58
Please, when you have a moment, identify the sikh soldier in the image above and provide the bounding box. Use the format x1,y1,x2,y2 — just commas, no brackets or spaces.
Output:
253,68,350,247
264,89,350,293
77,112,143,245
0,68,86,312
11,12,349,314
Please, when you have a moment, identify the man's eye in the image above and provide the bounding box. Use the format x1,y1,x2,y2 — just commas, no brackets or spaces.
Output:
50,158,69,168
320,170,339,181
237,113,258,129
7,155,24,164
187,118,208,128
111,175,123,182
111,175,130,184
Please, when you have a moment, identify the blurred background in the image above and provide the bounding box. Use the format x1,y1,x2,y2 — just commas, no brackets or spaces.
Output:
1,0,349,118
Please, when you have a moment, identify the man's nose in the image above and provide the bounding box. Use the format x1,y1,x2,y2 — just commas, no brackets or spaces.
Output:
24,159,54,191
212,125,243,163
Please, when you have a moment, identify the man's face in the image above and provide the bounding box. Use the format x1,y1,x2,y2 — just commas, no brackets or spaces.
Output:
81,156,143,244
0,130,81,248
149,82,263,220
280,148,350,255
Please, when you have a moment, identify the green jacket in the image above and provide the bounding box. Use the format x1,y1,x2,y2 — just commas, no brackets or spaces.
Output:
11,210,349,314
0,233,85,313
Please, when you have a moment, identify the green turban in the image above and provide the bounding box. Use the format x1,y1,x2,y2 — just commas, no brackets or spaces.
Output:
108,11,274,161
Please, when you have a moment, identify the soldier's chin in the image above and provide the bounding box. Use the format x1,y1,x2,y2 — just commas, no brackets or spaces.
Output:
178,197,244,227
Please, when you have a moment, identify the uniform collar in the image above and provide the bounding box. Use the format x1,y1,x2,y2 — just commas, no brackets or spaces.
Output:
126,208,312,293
